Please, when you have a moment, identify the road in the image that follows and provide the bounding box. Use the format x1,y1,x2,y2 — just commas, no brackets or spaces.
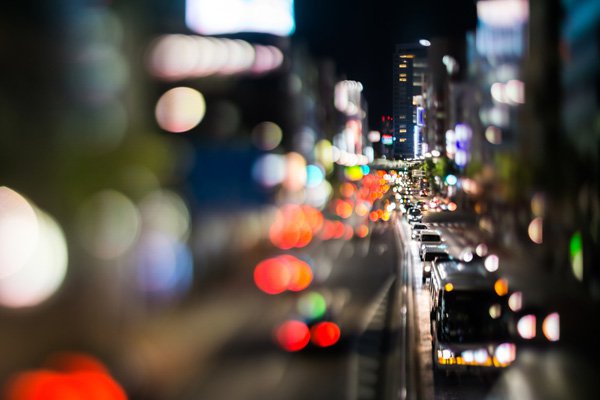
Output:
108,214,409,400
412,212,503,400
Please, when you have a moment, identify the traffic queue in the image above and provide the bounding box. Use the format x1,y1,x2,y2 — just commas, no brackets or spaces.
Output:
403,202,518,378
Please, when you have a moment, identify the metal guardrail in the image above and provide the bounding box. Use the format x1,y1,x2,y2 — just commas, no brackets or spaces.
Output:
391,215,424,400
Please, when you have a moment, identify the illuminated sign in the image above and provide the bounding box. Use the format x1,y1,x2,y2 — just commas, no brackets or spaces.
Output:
186,0,296,36
417,107,425,127
382,135,393,145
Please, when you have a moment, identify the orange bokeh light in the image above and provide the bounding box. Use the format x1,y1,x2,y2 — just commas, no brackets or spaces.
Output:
280,255,313,292
355,202,369,217
356,224,369,238
369,211,379,222
494,278,509,296
302,205,324,233
335,200,353,219
340,183,356,198
269,204,315,249
254,255,313,294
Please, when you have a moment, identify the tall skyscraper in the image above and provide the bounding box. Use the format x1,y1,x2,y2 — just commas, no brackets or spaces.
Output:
392,44,428,159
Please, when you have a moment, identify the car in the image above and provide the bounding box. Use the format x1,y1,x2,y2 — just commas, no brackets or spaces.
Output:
420,246,449,283
406,207,422,223
418,229,443,247
411,222,429,239
420,243,448,260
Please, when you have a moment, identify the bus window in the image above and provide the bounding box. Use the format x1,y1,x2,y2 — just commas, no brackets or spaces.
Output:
438,290,510,343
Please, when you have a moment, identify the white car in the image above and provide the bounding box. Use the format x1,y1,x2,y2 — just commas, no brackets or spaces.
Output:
411,222,429,240
420,243,449,265
418,229,443,246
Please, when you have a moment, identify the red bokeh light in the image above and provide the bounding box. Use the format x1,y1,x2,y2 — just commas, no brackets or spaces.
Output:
310,322,341,347
254,257,292,295
3,353,127,400
275,320,311,352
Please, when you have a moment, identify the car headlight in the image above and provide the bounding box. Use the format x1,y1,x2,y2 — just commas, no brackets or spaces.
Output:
459,348,492,366
462,350,474,363
494,343,516,366
437,348,454,360
474,349,490,364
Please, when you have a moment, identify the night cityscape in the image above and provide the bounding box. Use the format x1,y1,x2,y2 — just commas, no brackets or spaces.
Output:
1,1,599,399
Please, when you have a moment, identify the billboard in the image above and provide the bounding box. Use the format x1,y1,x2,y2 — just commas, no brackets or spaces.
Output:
186,0,295,36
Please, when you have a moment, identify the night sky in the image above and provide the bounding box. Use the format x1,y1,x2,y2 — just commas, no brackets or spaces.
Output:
293,0,477,128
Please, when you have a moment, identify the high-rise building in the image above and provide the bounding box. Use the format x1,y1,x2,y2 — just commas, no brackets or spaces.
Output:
392,45,428,159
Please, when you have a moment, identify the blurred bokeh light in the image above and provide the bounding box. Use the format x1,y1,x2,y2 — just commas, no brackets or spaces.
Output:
275,320,310,352
310,322,341,348
0,187,68,309
251,121,283,151
3,352,126,400
155,87,206,133
76,190,140,260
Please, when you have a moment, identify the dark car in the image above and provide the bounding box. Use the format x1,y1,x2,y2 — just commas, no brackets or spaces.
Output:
406,207,422,223
421,246,449,283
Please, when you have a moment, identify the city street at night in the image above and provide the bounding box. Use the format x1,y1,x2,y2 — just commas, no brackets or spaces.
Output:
1,1,600,399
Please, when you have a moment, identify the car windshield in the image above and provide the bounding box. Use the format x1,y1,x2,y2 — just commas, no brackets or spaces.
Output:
421,234,440,242
438,290,510,342
414,224,427,229
409,209,421,215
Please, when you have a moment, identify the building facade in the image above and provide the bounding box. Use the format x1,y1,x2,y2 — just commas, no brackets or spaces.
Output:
392,44,428,159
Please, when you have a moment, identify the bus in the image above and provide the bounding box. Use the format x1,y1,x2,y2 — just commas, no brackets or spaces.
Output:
429,259,516,376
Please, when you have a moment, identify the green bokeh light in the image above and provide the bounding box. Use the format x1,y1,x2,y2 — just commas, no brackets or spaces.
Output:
297,291,327,320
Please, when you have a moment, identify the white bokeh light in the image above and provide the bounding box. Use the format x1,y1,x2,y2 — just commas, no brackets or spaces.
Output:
0,187,39,279
0,202,68,308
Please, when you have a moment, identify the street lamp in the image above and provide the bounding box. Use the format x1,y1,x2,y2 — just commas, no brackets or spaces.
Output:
419,39,431,47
